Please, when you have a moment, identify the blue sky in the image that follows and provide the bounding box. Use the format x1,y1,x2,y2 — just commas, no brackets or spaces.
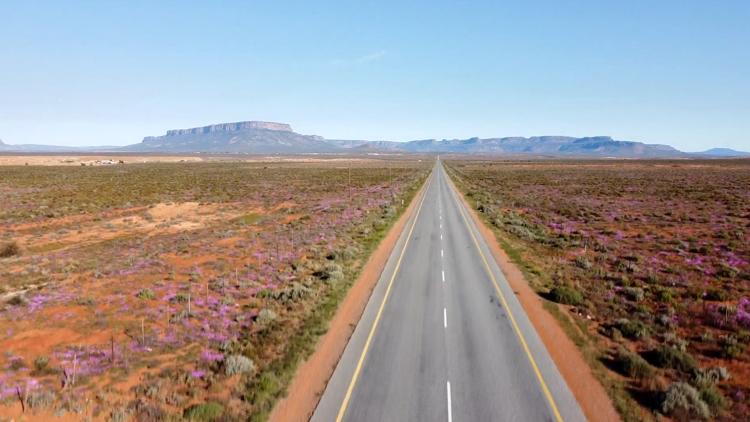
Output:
1,1,748,151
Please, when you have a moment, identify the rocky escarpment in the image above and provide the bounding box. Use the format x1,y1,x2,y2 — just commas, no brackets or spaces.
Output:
164,121,292,137
129,121,338,153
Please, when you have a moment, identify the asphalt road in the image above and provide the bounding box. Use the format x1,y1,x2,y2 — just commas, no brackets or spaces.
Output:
312,161,586,422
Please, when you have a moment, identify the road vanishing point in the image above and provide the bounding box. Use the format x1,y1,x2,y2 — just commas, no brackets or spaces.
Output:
312,161,587,422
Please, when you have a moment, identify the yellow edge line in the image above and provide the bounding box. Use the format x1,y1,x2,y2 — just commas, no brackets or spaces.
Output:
445,165,565,422
335,170,434,422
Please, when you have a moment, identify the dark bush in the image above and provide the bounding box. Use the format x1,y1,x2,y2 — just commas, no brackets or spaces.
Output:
0,240,21,258
548,286,584,306
705,289,729,301
719,335,745,359
574,256,592,270
6,295,26,307
615,318,650,340
613,348,653,379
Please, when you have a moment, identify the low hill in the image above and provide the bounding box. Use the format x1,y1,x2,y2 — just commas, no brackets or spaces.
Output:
695,148,750,157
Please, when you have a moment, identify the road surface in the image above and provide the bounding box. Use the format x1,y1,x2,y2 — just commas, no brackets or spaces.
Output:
312,161,586,422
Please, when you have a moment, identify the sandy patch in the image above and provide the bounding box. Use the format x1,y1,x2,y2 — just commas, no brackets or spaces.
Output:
0,326,113,356
11,202,246,254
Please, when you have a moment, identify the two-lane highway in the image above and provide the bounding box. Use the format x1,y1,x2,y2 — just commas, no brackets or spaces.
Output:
313,161,586,422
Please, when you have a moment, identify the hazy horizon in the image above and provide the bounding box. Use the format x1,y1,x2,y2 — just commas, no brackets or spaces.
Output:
1,1,748,151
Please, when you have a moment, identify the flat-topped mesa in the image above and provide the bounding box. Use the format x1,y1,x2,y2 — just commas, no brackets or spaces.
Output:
165,121,293,136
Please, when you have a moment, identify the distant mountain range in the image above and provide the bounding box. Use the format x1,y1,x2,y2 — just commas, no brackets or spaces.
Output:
0,138,121,153
1,122,748,158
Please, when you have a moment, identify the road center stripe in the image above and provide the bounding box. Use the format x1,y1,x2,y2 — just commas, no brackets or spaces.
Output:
447,381,453,422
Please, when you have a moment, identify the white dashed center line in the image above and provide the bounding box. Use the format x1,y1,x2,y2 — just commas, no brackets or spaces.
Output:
443,307,447,328
442,270,445,282
446,381,453,422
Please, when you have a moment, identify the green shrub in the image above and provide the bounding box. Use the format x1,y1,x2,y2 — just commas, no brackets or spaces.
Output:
623,287,645,302
548,286,584,306
648,345,698,373
574,256,592,270
693,367,730,387
719,335,745,359
224,355,255,376
136,288,155,300
110,407,130,422
615,318,650,340
311,262,345,284
26,389,56,410
75,296,96,306
0,241,21,258
172,292,189,303
614,348,653,379
339,245,360,260
256,308,277,326
664,332,689,352
507,224,539,242
323,262,345,283
271,283,313,304
661,382,710,419
654,287,673,303
33,355,49,372
183,402,224,421
608,327,624,342
699,384,726,413
170,309,191,323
